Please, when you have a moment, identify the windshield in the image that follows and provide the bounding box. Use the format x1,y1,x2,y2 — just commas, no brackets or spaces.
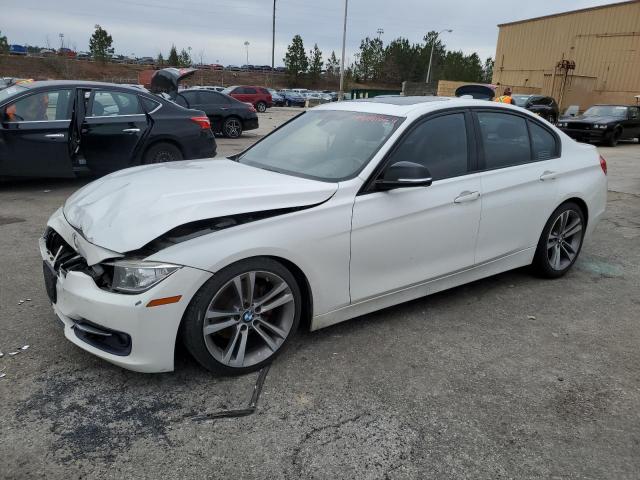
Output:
237,110,403,181
0,84,28,103
511,95,531,107
583,105,628,117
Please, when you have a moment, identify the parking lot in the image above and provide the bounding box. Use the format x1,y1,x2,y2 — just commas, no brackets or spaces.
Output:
1,107,639,479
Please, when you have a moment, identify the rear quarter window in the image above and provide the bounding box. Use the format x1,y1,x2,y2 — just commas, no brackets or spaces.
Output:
528,121,559,160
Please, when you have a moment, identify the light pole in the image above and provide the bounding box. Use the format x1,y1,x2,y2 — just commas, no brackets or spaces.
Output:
244,41,250,65
426,29,452,84
338,0,349,100
59,33,64,50
271,0,276,70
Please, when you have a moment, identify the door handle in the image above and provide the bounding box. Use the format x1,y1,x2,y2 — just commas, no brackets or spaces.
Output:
122,128,141,133
539,170,557,181
44,133,65,138
454,191,480,204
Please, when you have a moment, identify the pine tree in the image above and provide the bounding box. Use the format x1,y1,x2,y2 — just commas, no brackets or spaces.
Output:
283,35,308,85
326,51,339,77
309,44,323,84
167,45,179,66
88,25,113,62
157,52,165,66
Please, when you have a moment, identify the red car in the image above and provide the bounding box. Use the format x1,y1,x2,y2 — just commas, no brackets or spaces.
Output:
222,85,272,112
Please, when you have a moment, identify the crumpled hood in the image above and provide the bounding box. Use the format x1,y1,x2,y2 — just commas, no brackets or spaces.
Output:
64,159,337,253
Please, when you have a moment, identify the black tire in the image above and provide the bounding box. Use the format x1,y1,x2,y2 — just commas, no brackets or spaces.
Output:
532,202,586,278
605,128,621,147
181,257,302,376
286,100,291,107
222,117,243,138
142,142,183,164
256,101,267,113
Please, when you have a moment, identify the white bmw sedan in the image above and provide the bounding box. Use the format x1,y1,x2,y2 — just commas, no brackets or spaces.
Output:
40,97,607,374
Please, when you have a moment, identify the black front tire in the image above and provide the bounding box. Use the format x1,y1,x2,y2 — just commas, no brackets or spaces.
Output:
181,258,302,376
532,202,586,278
605,129,621,147
142,142,183,164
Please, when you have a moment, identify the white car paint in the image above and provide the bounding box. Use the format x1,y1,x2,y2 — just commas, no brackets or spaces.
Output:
41,97,607,372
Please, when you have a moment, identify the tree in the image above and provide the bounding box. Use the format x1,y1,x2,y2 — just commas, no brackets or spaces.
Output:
326,51,339,78
482,57,494,83
88,25,113,62
308,44,323,84
0,31,8,54
178,48,191,67
353,36,384,82
167,45,179,66
284,35,308,84
157,52,165,66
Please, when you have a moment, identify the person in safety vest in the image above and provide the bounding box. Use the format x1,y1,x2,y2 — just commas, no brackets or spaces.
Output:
495,87,514,104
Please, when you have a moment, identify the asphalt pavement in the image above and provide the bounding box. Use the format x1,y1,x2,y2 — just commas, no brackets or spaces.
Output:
0,109,639,479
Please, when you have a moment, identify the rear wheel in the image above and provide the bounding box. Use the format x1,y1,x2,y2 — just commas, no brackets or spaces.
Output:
182,258,302,375
223,117,243,138
143,142,183,164
532,202,585,278
256,101,267,113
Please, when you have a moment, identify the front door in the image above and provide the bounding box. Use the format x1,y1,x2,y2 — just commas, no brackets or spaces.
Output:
0,88,75,177
80,89,150,174
350,111,482,302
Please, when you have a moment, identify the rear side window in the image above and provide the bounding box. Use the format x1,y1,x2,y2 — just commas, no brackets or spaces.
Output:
5,89,72,122
387,113,468,181
477,112,531,169
141,96,161,112
259,88,270,94
91,91,143,116
244,87,257,94
203,91,231,104
529,121,558,160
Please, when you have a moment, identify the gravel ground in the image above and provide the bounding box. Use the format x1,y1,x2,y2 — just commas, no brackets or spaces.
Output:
0,108,638,479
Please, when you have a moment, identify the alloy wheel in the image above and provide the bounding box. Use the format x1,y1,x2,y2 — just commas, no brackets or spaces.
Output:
547,209,583,271
202,270,296,368
224,119,242,138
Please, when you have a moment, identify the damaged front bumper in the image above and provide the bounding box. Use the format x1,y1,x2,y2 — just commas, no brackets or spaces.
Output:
39,208,212,373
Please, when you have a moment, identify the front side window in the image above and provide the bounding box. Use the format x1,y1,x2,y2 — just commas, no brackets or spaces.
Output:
386,113,468,181
238,110,402,181
477,112,531,169
629,107,639,119
91,91,143,117
5,89,72,122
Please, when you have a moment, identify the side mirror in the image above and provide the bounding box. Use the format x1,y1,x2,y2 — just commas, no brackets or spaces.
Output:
375,161,432,191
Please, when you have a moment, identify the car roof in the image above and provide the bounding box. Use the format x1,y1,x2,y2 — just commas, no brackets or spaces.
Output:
21,80,153,94
314,96,533,117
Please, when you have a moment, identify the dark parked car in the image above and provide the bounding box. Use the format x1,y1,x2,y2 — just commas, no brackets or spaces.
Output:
223,85,272,112
512,95,560,123
279,90,306,107
557,104,640,147
175,89,258,138
0,80,215,178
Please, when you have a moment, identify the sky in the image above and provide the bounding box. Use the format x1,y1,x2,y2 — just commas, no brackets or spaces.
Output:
2,0,627,66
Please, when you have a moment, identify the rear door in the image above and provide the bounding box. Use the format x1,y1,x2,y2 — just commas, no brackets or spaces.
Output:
0,88,75,177
199,91,232,131
625,107,640,138
80,89,150,174
473,109,561,263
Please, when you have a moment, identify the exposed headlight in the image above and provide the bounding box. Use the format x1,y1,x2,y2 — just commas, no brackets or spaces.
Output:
596,124,608,129
557,122,567,128
105,260,181,293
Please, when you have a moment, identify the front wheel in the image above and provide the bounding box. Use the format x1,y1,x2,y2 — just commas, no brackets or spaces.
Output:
182,258,302,375
605,129,621,147
222,117,243,138
532,202,585,278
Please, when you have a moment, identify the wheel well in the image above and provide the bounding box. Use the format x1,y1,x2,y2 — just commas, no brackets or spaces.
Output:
141,138,184,162
562,197,589,227
266,256,313,331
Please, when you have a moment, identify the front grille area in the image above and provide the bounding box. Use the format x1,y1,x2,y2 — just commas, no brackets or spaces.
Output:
44,227,89,274
567,122,591,131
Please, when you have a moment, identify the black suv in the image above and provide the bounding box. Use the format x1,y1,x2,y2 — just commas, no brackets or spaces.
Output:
512,95,560,123
0,80,216,178
557,104,640,147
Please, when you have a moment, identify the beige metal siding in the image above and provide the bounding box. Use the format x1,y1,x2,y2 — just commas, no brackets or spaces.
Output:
493,1,640,108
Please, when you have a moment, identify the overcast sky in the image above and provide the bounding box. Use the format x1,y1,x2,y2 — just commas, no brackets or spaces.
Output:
2,0,625,65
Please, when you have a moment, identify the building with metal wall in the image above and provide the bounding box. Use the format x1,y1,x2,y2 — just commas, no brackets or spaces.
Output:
492,0,640,110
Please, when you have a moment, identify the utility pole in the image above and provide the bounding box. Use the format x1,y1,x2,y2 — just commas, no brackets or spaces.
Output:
271,0,276,70
244,41,250,65
426,29,452,84
338,0,349,100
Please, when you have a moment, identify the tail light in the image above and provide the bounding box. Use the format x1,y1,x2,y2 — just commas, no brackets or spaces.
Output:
599,155,607,175
190,116,211,129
